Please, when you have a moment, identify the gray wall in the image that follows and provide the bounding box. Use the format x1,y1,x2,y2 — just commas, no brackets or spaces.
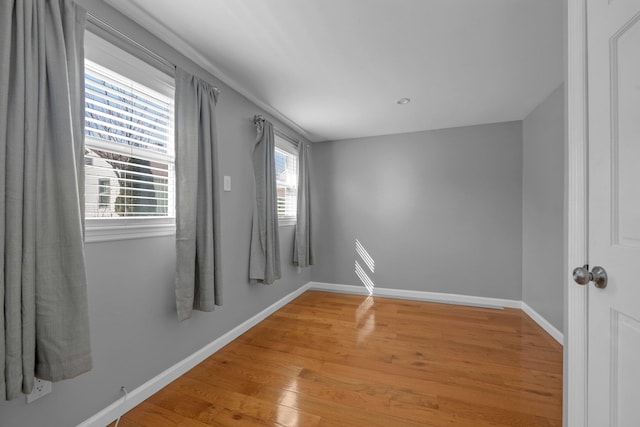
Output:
522,84,565,332
311,122,524,300
0,2,563,424
0,2,309,426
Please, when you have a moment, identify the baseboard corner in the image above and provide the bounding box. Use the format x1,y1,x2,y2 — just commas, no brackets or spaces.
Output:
521,302,564,345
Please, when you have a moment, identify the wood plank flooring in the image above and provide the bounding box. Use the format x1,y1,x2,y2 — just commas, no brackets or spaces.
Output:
110,290,563,426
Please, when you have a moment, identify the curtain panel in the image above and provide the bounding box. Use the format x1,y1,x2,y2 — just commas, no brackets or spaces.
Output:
174,67,222,321
249,116,281,284
0,0,92,401
293,142,314,267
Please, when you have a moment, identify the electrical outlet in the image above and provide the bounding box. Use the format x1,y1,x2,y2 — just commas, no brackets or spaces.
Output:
26,378,52,403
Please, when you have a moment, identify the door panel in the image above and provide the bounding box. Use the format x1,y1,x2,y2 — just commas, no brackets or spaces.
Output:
612,13,640,247
587,0,640,426
611,311,640,426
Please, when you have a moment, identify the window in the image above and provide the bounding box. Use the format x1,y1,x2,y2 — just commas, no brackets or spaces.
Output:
274,135,298,225
98,178,110,208
84,32,175,241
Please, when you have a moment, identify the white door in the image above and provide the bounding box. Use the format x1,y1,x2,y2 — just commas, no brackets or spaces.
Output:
586,0,640,425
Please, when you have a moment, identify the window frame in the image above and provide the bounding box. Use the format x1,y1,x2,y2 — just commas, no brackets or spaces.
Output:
274,134,299,227
84,31,176,243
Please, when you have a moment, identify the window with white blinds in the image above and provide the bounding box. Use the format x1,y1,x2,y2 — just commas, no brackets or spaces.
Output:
274,135,298,223
84,59,175,219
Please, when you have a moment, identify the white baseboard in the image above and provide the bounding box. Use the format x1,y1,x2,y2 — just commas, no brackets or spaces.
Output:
309,281,521,309
77,282,312,427
80,280,564,426
521,302,564,345
309,282,563,345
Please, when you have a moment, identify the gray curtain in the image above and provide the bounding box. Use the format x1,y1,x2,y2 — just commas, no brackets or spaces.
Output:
175,67,222,321
249,116,281,284
0,0,92,401
293,142,314,267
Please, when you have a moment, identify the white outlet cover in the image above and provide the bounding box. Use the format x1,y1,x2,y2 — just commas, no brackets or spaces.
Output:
26,378,52,403
224,175,231,192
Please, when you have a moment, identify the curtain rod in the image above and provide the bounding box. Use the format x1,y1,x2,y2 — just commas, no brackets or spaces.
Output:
254,115,300,146
86,12,220,95
86,12,173,72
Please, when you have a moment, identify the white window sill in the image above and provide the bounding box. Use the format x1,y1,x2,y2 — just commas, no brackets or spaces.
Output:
85,218,176,243
278,218,297,227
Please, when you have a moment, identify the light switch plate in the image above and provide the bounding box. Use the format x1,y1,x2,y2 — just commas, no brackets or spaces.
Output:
224,176,231,192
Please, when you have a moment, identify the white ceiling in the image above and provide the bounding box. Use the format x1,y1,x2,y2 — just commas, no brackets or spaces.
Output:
107,0,563,142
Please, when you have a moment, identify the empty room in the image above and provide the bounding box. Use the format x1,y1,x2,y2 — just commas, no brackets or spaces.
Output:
2,0,639,426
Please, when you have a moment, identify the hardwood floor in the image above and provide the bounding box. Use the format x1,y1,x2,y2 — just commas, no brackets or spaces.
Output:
110,290,563,426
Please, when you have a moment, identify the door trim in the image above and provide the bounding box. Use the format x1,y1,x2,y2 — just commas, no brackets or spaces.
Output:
565,0,589,425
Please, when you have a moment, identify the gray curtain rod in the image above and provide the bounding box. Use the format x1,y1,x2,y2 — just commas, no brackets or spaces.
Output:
86,12,173,72
254,115,300,146
86,12,220,95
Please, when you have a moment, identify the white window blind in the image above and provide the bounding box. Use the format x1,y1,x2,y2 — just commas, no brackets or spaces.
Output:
274,135,298,223
84,59,175,219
